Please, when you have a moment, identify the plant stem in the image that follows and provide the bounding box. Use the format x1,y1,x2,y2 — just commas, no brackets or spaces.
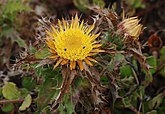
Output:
0,99,24,104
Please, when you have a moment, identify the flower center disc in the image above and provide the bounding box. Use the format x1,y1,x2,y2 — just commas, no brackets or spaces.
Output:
65,33,82,50
55,28,92,61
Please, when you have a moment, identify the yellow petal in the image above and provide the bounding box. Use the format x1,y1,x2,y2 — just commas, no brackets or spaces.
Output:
91,49,105,53
46,40,56,50
79,20,84,30
48,48,56,54
46,30,52,37
86,24,94,35
86,57,97,63
61,59,69,65
62,18,67,30
70,61,76,70
73,14,79,28
84,58,93,66
90,33,100,41
87,53,98,56
77,60,84,71
51,25,59,35
58,19,63,31
70,17,74,28
93,44,102,48
53,58,62,69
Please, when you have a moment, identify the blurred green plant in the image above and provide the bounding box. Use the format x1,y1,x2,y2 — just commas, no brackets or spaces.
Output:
0,82,32,113
73,0,105,12
0,0,31,47
126,0,146,9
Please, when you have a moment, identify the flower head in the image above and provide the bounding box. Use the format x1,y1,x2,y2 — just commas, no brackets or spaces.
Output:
46,15,104,70
118,17,143,39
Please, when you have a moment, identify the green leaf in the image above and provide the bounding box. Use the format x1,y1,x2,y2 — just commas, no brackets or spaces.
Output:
2,82,21,100
160,46,165,62
58,94,74,114
2,0,31,22
160,67,165,78
100,76,109,85
0,27,14,38
122,97,132,107
0,87,2,96
19,88,30,98
35,68,61,113
146,56,157,74
79,78,90,88
73,0,89,12
120,64,132,78
159,46,165,78
146,110,157,114
148,92,164,110
104,32,124,50
2,103,14,113
22,77,36,90
35,48,50,59
0,27,27,48
93,0,105,8
42,106,51,114
126,0,145,9
19,94,32,111
108,54,125,71
14,36,27,48
133,0,145,8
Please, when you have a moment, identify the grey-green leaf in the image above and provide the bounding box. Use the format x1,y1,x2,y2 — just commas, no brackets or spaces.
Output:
2,103,14,113
19,94,32,111
2,82,21,100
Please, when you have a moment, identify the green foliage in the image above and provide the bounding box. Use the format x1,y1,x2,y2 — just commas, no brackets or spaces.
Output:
19,94,32,111
146,56,157,74
120,64,133,78
0,87,2,96
126,0,145,9
0,0,31,23
1,103,14,113
148,92,164,110
108,53,125,71
93,0,105,8
160,46,165,62
34,48,50,59
35,66,62,113
19,88,30,98
146,110,157,114
0,0,30,48
159,46,165,78
22,77,36,90
1,82,32,113
104,32,125,50
73,0,89,12
73,0,105,12
15,36,28,48
58,94,74,114
157,99,165,113
2,82,21,100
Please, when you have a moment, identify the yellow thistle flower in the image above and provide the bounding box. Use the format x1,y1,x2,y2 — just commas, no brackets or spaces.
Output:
46,15,104,70
118,17,143,39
